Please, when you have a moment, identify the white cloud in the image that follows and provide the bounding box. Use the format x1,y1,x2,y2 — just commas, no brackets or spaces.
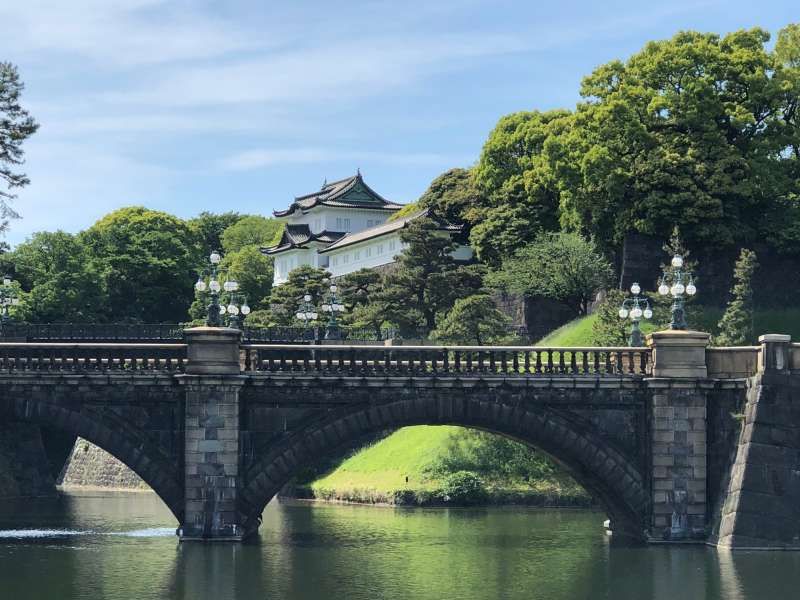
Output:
0,0,268,67
219,147,470,171
6,140,175,245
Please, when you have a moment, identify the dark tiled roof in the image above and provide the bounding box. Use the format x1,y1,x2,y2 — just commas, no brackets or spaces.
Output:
262,224,346,255
273,173,404,217
318,208,462,254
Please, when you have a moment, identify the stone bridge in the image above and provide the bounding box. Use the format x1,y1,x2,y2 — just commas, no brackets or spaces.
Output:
0,328,798,549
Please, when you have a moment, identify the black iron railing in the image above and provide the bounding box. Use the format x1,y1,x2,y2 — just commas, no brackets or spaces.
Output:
0,323,399,343
0,343,187,372
241,345,651,377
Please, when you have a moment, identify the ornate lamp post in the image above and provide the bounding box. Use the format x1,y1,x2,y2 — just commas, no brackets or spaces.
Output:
295,294,319,341
224,292,250,329
0,275,20,324
321,283,345,340
618,282,653,346
194,251,249,328
295,294,318,328
657,254,697,330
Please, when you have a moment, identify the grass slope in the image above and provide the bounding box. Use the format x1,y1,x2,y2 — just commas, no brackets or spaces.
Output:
311,426,458,494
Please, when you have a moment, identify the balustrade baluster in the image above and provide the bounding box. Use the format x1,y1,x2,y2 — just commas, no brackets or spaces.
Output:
582,351,588,375
454,350,461,373
604,351,611,375
501,351,508,374
615,351,623,374
466,351,473,374
558,350,566,374
477,351,485,373
569,351,577,374
512,351,519,374
443,350,450,373
524,350,531,374
535,350,542,374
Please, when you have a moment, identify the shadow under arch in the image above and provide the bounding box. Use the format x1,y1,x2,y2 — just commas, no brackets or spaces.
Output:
240,397,649,539
0,395,184,523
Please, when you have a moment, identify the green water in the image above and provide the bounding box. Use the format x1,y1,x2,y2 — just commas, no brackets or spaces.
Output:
0,491,798,600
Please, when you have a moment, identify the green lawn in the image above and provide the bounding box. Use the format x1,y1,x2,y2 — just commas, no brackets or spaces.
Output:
310,426,458,494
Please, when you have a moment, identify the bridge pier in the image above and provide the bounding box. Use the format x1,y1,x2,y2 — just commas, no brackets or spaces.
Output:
647,331,710,541
178,328,248,541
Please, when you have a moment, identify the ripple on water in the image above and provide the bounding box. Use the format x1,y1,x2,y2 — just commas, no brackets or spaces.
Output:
0,527,175,539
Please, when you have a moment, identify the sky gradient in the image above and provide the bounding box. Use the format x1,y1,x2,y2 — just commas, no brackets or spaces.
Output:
2,0,797,245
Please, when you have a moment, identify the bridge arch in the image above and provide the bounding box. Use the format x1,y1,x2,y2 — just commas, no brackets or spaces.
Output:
0,394,184,522
240,396,649,539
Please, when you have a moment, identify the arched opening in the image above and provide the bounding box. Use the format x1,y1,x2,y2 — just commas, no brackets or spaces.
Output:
240,397,648,540
0,397,184,523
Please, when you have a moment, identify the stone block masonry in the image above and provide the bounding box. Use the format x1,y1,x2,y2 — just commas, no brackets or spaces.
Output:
179,376,246,540
647,382,708,540
58,438,149,490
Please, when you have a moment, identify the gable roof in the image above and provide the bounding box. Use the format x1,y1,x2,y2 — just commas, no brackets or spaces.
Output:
273,173,404,218
318,208,462,254
262,224,347,255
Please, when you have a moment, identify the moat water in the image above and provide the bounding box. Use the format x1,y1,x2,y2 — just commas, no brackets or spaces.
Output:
0,491,798,600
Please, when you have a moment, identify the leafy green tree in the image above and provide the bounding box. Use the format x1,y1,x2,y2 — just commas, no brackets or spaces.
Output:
432,294,510,345
716,249,759,346
338,268,388,338
188,212,242,257
489,232,612,316
418,168,483,231
12,231,104,322
347,302,389,339
471,110,568,264
590,289,629,346
268,265,330,325
549,28,800,252
81,207,197,322
338,269,382,312
224,245,273,309
379,218,484,335
387,202,420,222
220,215,283,254
0,62,39,233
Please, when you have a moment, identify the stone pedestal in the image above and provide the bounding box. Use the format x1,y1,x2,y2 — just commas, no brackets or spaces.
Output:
184,327,242,375
179,327,246,541
757,334,791,373
647,330,710,378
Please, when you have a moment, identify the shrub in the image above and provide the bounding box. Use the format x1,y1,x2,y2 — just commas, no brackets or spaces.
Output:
438,470,487,505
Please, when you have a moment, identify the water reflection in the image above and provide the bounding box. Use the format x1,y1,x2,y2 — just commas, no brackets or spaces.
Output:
1,492,800,600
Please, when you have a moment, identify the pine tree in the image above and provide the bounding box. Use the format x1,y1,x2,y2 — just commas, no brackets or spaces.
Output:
0,63,39,232
716,249,759,346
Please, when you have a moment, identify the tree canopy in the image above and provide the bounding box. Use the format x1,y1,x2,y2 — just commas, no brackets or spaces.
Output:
379,218,484,334
488,232,612,316
220,215,283,254
551,28,800,252
80,207,198,322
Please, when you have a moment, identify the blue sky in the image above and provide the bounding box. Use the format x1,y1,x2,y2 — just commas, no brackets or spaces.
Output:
2,0,797,246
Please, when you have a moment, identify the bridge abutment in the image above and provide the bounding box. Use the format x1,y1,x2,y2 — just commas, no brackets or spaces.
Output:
716,335,800,549
178,327,248,541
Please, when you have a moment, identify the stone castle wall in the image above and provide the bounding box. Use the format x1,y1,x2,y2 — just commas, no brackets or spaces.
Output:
58,438,150,491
